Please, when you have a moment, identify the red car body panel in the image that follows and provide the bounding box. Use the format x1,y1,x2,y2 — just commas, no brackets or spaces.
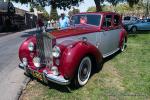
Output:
54,41,102,78
119,29,128,48
51,25,100,38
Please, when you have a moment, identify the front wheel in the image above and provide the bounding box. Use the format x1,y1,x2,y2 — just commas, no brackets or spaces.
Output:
131,26,137,33
74,56,92,87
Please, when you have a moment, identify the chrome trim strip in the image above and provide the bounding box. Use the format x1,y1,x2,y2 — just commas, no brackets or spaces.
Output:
103,48,120,58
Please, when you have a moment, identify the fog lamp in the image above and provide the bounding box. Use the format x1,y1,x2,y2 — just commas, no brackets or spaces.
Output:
51,66,59,76
22,58,28,66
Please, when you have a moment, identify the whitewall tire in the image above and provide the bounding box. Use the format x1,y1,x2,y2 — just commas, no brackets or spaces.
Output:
74,56,92,87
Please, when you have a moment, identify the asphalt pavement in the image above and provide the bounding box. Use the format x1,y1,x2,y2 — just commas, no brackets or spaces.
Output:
0,29,37,100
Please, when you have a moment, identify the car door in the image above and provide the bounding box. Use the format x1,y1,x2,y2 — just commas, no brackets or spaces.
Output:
137,19,150,30
143,19,150,30
99,14,120,57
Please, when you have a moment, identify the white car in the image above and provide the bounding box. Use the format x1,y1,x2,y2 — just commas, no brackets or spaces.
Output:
122,16,139,25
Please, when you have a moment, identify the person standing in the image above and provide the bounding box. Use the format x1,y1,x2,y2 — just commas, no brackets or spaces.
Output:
59,13,70,29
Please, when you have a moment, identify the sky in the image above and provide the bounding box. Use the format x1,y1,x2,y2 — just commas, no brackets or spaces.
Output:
12,0,96,15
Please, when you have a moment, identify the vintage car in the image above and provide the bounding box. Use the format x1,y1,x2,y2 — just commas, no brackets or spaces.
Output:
19,12,127,87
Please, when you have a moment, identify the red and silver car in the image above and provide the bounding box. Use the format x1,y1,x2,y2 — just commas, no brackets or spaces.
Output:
19,12,127,87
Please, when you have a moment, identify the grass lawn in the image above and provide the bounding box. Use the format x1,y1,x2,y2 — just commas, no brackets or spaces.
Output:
20,31,150,100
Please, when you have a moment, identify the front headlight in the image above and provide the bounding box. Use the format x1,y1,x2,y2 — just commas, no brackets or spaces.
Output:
52,46,61,58
28,42,34,52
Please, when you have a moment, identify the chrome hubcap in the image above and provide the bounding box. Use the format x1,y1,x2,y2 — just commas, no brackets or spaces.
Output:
78,57,91,85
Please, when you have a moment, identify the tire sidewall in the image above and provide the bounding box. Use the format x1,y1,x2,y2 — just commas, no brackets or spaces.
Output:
131,26,137,33
76,56,92,86
121,37,126,52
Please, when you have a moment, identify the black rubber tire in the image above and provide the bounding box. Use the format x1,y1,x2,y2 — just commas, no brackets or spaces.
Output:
131,26,137,33
73,56,92,88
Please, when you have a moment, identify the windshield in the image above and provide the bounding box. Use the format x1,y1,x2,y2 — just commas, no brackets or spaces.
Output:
71,14,101,26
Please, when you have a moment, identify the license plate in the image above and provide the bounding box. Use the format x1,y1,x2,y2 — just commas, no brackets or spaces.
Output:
32,71,43,81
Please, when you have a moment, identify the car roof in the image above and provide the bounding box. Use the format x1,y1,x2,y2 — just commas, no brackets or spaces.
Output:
75,12,120,15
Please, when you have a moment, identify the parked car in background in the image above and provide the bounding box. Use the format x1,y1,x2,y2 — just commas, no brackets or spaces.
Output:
125,18,150,32
122,16,139,25
19,12,127,88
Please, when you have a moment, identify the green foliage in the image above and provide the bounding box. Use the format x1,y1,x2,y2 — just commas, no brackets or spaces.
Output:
87,7,96,12
93,0,140,12
49,7,58,20
12,0,83,10
68,7,80,17
34,5,49,20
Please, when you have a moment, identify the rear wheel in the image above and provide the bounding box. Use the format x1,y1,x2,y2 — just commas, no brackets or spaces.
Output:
74,56,92,87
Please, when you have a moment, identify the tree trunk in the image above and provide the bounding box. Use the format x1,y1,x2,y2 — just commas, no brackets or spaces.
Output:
145,0,149,16
94,0,102,12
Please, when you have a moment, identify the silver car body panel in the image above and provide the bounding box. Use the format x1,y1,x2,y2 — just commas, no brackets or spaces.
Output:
56,28,121,58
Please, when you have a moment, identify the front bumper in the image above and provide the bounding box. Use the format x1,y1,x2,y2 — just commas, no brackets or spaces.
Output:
43,70,70,85
19,63,70,85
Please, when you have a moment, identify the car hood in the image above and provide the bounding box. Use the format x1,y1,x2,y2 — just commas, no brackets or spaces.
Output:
50,25,100,39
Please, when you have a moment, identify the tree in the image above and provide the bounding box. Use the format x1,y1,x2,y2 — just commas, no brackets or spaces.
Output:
93,0,140,12
87,7,96,12
68,7,80,17
12,0,84,10
12,0,140,13
35,5,49,20
49,7,58,20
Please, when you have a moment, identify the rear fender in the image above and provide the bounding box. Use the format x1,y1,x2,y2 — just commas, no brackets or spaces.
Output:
19,36,36,63
119,29,128,48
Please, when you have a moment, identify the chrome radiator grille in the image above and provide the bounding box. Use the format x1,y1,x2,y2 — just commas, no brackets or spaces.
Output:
36,33,53,68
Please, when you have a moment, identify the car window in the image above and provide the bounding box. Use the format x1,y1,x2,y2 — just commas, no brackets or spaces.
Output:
114,15,120,26
124,16,130,20
147,19,150,22
103,15,112,27
0,16,2,25
132,17,137,21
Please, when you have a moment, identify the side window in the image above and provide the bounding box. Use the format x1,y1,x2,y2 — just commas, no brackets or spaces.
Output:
147,19,150,22
114,15,120,26
103,15,112,27
0,16,3,25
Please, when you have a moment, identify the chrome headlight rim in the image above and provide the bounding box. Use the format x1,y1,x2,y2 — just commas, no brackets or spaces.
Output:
52,46,61,58
33,57,41,68
28,42,34,52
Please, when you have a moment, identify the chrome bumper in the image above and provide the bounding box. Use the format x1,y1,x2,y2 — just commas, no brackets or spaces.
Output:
19,63,25,69
19,63,70,85
43,70,70,85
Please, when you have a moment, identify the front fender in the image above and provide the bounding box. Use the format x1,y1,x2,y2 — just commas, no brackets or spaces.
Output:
59,41,102,79
19,36,36,63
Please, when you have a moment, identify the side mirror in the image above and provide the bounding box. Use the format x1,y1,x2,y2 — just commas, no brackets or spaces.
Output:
101,27,108,32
